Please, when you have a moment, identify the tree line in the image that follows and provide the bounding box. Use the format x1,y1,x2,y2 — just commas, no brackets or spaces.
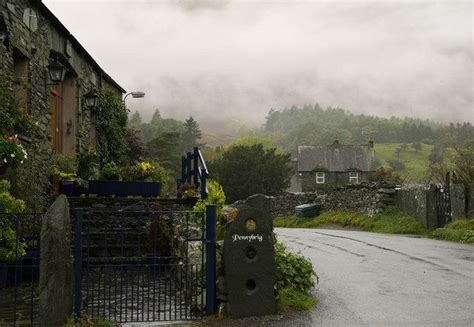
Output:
264,104,473,154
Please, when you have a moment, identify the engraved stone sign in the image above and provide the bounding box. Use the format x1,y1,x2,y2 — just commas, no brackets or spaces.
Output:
224,194,277,317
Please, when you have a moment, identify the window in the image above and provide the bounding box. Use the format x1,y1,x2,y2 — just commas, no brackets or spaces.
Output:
316,172,325,184
23,8,38,32
349,172,359,183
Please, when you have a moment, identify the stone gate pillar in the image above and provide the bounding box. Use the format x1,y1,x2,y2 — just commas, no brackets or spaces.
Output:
39,195,73,326
224,194,277,317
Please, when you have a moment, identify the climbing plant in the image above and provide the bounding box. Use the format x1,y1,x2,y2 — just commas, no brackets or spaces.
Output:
95,89,129,165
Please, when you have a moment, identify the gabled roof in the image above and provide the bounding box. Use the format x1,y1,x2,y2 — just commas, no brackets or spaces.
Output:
34,0,126,93
297,142,376,172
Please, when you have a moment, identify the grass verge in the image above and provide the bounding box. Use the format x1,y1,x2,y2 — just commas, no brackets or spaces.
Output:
431,219,474,244
274,207,428,235
274,208,474,244
277,287,317,312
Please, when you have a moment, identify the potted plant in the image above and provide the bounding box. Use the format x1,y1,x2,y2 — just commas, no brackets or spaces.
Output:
89,161,166,197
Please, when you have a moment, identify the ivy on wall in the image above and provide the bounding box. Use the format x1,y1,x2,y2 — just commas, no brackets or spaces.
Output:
95,89,129,165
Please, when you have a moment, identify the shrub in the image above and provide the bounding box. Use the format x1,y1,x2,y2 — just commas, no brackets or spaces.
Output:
193,180,227,239
369,167,403,184
51,154,77,181
387,159,406,171
0,180,25,213
123,161,168,184
0,136,28,169
145,217,172,256
275,242,317,294
0,225,26,260
99,162,121,181
431,219,474,244
77,151,99,180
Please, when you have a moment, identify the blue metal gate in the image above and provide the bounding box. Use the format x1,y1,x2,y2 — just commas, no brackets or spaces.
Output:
73,206,216,323
0,213,42,326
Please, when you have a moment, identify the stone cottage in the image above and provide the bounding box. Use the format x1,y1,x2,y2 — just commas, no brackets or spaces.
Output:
0,0,125,156
0,0,125,210
296,140,377,191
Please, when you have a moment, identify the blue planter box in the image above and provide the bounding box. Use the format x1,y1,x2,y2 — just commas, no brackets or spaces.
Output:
59,181,86,196
88,180,161,197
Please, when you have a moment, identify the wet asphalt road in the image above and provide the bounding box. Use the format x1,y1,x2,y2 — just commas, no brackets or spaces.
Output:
276,228,474,327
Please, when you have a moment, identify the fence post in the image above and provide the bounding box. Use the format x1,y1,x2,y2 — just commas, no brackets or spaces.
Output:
193,147,199,187
186,152,192,184
181,156,186,182
73,209,82,320
201,168,208,200
205,205,217,315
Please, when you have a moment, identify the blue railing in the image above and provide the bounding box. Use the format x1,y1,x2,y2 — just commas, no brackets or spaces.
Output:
178,147,209,199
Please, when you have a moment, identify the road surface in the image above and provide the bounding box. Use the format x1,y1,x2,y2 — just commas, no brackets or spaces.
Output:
276,228,474,327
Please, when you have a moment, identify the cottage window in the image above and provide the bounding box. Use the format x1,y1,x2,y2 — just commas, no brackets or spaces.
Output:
316,172,325,184
23,8,38,32
349,172,359,183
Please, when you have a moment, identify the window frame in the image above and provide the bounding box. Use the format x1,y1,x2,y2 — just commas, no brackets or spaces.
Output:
315,172,325,184
349,172,359,184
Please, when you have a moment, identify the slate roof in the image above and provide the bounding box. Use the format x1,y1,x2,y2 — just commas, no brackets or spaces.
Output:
297,142,376,172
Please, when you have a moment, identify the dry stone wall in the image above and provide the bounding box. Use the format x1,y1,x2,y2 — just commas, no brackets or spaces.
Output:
270,182,396,217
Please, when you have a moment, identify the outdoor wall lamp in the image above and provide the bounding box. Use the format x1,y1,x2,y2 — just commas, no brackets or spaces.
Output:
123,91,145,112
47,57,67,84
84,90,98,109
123,91,145,102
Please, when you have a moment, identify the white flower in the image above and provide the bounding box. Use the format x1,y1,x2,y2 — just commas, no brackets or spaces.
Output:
20,161,24,164
3,158,7,163
10,153,15,158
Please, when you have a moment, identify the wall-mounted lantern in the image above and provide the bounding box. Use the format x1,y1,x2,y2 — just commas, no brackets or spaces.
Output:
47,57,67,84
84,90,98,109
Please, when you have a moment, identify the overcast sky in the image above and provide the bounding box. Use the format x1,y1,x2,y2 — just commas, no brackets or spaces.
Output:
43,0,473,130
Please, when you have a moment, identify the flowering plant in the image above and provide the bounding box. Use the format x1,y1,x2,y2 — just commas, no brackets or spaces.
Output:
122,161,168,183
0,135,28,168
16,113,41,136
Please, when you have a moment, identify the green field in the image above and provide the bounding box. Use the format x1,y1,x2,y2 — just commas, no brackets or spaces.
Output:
374,143,434,182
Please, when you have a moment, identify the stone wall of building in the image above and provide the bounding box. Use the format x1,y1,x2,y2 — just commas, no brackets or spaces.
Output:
299,171,373,192
0,0,124,210
270,182,396,217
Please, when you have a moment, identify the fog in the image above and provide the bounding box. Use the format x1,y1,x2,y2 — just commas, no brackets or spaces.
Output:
44,0,473,132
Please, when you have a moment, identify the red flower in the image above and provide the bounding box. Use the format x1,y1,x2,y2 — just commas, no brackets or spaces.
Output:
26,114,33,120
6,135,21,145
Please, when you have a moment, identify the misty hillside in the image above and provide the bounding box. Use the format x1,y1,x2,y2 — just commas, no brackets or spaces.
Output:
262,104,473,155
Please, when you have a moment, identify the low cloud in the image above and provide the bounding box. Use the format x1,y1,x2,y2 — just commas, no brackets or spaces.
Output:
44,0,473,130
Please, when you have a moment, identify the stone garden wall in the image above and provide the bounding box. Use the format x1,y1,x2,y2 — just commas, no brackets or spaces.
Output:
270,182,396,217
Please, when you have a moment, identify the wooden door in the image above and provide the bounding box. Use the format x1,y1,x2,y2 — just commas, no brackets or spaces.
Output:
50,84,63,154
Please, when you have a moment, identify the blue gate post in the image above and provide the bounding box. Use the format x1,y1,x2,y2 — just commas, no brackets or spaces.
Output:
201,168,208,200
205,205,217,315
73,209,83,319
193,147,199,187
186,152,192,184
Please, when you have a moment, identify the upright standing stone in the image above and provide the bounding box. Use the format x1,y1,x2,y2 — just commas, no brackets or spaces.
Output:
224,194,277,317
39,195,73,327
